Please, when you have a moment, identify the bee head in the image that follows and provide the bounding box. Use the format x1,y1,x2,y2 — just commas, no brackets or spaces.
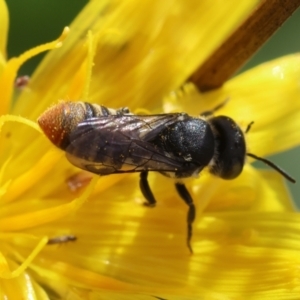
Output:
38,101,86,149
209,116,246,180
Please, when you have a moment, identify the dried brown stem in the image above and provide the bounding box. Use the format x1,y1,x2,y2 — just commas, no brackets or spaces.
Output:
190,0,300,92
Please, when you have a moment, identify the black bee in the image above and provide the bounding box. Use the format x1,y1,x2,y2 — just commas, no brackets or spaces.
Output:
38,101,295,253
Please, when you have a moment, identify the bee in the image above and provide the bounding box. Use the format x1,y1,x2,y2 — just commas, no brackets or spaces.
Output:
47,234,77,245
38,101,295,253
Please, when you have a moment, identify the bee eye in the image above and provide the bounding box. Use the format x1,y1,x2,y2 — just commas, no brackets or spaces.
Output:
208,116,246,179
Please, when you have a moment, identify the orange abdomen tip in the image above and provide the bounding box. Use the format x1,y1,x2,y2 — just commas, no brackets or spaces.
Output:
38,102,85,149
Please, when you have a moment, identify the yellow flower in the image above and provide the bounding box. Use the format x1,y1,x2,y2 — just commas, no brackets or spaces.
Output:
1,0,300,299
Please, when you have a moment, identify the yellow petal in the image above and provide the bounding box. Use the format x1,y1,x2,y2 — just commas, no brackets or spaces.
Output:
1,1,299,299
0,253,49,299
0,27,69,116
13,0,258,119
0,0,8,69
163,54,300,157
193,165,295,213
227,54,300,156
17,198,300,298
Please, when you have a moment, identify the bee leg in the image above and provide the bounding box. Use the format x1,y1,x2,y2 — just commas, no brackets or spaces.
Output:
175,183,195,254
140,171,156,207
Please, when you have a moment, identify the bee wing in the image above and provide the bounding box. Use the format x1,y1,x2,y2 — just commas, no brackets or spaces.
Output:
66,114,188,175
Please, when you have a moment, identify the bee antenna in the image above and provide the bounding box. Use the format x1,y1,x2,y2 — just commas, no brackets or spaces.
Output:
247,153,296,183
245,121,254,134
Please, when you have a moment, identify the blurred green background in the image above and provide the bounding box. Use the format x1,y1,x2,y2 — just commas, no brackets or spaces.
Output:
5,1,300,207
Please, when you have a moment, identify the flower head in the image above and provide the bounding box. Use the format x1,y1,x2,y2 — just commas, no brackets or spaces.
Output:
1,0,300,299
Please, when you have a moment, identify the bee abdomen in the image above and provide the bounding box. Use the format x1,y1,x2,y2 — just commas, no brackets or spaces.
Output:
38,102,131,150
38,102,88,149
